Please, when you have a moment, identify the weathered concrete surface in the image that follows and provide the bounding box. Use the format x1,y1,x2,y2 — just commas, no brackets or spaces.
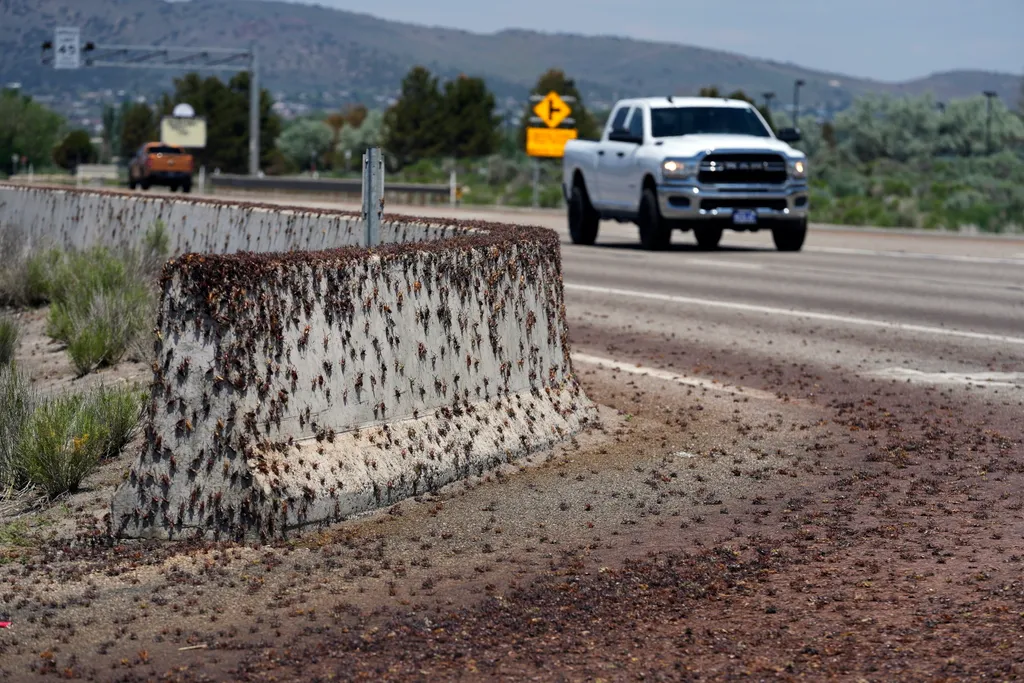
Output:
0,183,468,254
96,207,596,540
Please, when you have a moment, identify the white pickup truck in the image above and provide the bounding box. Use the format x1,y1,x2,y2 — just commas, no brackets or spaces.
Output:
562,96,809,251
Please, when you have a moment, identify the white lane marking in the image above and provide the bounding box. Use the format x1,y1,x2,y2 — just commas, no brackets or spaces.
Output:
806,246,1024,266
866,368,1024,388
571,352,779,401
564,283,1024,346
684,258,765,270
672,451,700,458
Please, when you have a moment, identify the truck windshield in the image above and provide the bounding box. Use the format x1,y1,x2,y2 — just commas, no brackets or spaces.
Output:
649,107,771,138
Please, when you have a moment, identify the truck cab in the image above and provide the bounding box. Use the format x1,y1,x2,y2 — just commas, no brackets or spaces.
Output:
562,96,809,251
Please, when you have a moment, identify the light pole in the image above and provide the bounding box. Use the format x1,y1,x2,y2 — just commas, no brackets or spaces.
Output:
763,91,775,112
983,90,997,155
793,79,805,129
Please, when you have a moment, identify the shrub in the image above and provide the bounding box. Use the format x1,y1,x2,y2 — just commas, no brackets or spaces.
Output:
65,286,154,376
0,363,33,490
0,316,18,367
12,383,145,499
15,393,107,499
90,384,146,460
23,241,162,374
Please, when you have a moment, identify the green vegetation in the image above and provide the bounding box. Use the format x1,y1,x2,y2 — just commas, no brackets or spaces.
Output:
0,316,18,367
0,88,66,175
0,222,169,376
52,130,98,171
0,367,145,500
776,92,1024,232
119,101,159,161
0,363,33,491
382,67,500,168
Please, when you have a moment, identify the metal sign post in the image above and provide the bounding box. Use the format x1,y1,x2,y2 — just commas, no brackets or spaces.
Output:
525,90,578,208
361,147,384,247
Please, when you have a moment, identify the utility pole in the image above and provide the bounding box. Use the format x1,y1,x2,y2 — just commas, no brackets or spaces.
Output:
983,90,997,155
41,31,262,176
793,79,806,129
249,47,260,176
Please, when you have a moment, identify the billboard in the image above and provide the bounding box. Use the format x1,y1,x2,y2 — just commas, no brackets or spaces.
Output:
160,116,208,148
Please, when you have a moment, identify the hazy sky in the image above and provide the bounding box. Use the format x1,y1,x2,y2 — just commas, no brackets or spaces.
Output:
277,0,1022,82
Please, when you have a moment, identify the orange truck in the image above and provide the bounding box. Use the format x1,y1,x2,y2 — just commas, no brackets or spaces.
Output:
127,142,195,192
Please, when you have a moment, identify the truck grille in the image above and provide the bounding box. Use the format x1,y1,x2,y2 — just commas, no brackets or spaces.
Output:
698,153,787,185
701,198,788,211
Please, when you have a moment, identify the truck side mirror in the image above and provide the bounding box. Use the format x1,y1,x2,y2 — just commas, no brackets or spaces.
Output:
776,127,802,143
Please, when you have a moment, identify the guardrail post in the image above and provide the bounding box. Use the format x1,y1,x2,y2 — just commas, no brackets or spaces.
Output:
449,170,457,208
198,166,206,195
361,147,384,247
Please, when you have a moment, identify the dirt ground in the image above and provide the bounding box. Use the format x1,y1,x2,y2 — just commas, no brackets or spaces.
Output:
1,305,1023,681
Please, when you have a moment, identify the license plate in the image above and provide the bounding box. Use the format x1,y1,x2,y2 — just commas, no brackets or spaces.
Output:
733,209,758,225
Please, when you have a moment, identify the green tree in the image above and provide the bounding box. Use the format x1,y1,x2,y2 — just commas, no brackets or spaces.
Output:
337,109,384,170
518,69,600,150
100,104,122,163
158,71,282,174
276,119,334,170
0,89,64,172
440,75,499,158
383,66,445,168
52,130,97,171
119,102,158,160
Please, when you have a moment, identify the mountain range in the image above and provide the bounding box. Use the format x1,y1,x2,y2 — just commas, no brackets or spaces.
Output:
3,0,1020,114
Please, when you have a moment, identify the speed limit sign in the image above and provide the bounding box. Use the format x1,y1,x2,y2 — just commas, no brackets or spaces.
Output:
54,27,81,69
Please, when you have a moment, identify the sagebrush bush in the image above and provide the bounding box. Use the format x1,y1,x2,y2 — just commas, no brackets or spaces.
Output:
21,231,168,374
13,383,145,499
0,316,18,366
0,363,33,490
90,383,146,460
16,393,107,499
66,287,154,376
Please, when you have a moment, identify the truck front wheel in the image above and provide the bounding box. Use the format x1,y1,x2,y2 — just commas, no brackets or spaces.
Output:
771,218,807,252
694,226,723,250
568,184,599,245
638,188,671,251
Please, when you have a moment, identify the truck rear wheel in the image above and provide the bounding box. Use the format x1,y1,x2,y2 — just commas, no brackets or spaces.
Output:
638,188,671,251
694,226,723,250
568,184,599,245
772,218,807,252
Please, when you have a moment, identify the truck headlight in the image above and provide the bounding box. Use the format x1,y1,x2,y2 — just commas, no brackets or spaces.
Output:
661,159,692,180
789,159,807,179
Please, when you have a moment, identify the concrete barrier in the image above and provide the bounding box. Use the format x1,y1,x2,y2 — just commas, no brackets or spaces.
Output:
0,183,597,541
0,183,466,253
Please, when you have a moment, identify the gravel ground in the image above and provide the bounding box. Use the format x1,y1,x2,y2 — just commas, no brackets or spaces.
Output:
1,306,1022,681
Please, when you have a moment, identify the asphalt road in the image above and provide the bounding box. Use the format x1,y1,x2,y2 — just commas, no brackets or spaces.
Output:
235,194,1024,401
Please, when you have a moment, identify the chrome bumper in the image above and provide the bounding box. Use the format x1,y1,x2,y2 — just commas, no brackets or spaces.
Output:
656,182,809,222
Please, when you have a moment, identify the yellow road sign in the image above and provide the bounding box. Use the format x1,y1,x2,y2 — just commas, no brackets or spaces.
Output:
533,91,572,129
527,127,577,158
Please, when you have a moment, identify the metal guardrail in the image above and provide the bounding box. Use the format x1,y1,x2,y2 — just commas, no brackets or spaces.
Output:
208,174,450,198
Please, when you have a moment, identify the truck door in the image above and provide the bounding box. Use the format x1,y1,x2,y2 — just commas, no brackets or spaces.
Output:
603,106,645,209
590,105,632,209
